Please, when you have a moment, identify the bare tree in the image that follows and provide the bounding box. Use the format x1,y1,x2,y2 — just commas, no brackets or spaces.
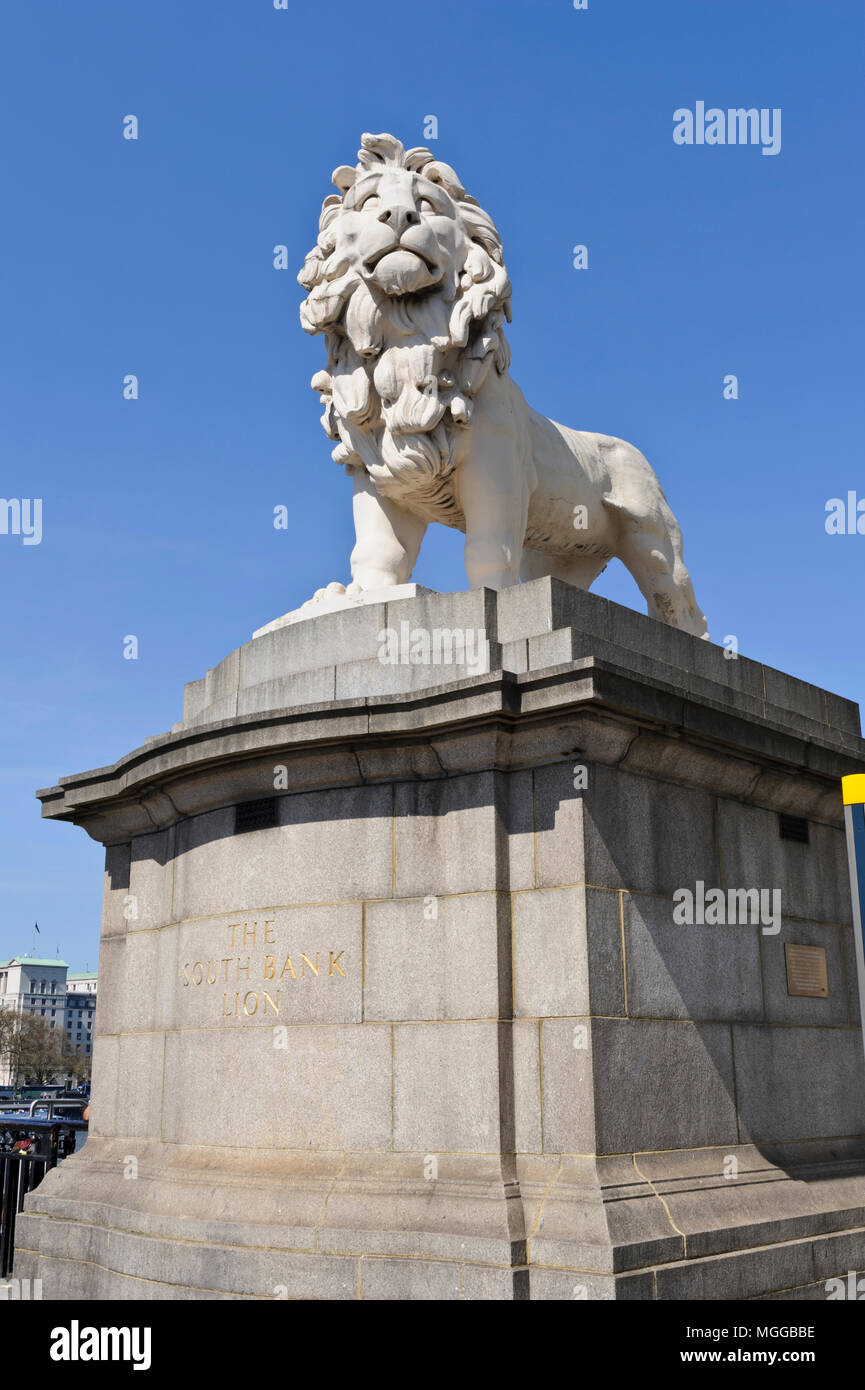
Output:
62,1039,92,1086
0,1006,19,1086
0,1012,92,1091
16,1013,69,1087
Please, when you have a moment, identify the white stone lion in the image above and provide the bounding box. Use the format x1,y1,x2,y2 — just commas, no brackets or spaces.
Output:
297,133,708,636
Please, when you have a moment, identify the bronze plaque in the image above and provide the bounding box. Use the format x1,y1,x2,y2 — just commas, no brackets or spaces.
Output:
785,943,829,998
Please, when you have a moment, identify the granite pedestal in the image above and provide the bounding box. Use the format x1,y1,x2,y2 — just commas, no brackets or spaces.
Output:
15,579,865,1299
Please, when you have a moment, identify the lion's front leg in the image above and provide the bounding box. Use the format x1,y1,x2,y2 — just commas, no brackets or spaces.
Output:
348,469,427,591
458,409,530,590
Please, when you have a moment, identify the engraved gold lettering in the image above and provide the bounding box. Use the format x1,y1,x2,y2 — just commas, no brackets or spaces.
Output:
190,931,349,1018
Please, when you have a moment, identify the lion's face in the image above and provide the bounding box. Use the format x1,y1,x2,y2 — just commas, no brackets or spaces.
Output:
299,134,513,488
333,166,471,298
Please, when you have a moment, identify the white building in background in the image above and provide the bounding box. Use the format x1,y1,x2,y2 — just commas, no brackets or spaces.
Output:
65,971,98,1063
66,972,97,996
0,958,69,1024
0,957,97,1087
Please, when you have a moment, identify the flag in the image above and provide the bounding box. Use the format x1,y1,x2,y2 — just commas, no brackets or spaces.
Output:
34,922,40,934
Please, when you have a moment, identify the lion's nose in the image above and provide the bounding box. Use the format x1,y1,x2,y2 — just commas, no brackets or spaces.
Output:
378,205,420,238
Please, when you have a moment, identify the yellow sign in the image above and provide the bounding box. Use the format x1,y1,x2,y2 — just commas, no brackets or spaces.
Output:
842,774,865,806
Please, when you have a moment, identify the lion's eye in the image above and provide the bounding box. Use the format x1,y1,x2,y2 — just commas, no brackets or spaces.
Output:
418,198,435,214
358,192,381,210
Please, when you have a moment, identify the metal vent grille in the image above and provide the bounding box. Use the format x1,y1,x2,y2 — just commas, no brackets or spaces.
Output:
779,813,809,844
235,798,278,834
785,943,829,997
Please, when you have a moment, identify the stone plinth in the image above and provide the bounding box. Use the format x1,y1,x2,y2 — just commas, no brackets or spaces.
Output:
15,580,865,1299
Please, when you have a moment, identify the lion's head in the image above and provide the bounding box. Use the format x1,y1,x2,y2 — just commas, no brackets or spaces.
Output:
298,133,511,490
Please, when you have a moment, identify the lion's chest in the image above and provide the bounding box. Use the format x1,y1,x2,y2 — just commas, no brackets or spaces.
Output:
373,467,465,532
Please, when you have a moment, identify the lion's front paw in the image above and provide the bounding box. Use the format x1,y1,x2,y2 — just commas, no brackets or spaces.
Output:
300,582,348,611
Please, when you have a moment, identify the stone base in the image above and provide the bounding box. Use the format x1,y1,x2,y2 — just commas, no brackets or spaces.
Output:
19,579,865,1299
15,1139,865,1300
252,583,429,638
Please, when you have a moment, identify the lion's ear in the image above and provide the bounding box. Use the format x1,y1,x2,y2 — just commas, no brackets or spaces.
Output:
423,161,466,200
331,165,356,193
403,147,434,172
457,202,505,264
358,133,406,168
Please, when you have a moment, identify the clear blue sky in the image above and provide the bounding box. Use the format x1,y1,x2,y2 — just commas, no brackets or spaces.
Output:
1,0,863,969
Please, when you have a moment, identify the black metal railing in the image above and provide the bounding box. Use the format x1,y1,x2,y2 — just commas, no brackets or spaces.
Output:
0,1118,87,1276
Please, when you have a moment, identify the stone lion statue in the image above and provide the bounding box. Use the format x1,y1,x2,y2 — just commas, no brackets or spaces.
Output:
297,133,708,636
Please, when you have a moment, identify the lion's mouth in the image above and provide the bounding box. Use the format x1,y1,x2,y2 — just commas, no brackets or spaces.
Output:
364,245,438,275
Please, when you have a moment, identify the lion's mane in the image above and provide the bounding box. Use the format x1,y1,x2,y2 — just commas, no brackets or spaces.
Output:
297,133,512,493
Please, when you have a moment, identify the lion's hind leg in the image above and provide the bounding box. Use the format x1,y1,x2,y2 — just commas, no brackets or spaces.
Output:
612,501,708,638
596,439,708,638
